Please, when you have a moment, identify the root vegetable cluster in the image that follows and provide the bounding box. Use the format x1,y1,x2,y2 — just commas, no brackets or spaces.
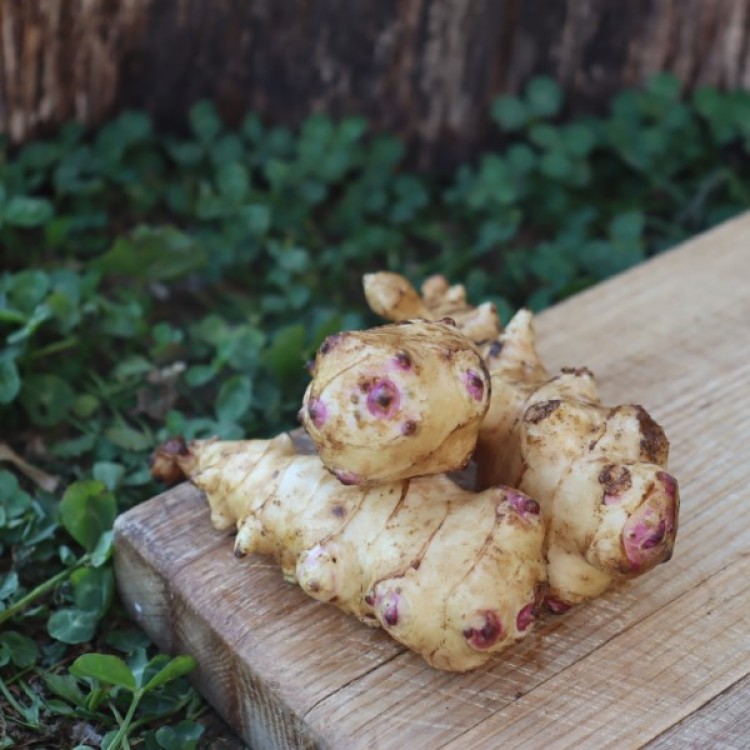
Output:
151,273,680,672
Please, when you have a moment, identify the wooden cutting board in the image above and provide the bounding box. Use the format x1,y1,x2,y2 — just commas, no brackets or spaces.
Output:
114,214,750,750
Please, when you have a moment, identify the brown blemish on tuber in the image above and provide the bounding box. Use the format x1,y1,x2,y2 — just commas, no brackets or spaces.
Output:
149,436,189,485
634,405,670,464
599,464,632,503
401,420,418,436
524,400,562,424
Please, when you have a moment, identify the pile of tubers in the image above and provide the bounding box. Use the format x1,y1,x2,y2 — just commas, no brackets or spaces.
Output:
152,273,679,672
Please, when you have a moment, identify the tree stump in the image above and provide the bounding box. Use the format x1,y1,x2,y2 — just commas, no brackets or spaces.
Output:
2,0,749,168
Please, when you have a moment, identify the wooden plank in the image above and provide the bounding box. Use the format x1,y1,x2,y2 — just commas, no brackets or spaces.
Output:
646,673,750,749
301,215,750,748
302,463,748,748
115,486,404,750
440,556,750,749
114,212,750,749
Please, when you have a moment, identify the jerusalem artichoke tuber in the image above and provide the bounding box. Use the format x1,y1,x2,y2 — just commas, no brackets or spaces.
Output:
364,273,680,610
151,434,546,672
150,271,680,673
364,272,501,344
476,311,678,608
300,319,491,485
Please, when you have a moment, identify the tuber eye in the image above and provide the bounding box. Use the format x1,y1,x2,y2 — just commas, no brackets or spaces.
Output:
515,603,536,632
545,596,572,614
333,469,361,486
382,593,400,626
463,611,502,649
464,370,485,401
641,519,667,549
401,420,418,436
622,483,676,571
319,333,343,354
487,340,504,358
623,516,666,566
599,464,632,504
366,379,400,418
307,398,327,428
507,492,541,517
394,351,412,370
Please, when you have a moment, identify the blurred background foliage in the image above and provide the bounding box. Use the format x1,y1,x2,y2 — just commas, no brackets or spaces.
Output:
2,73,750,746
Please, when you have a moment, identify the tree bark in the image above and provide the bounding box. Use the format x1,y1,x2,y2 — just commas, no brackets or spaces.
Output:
2,0,750,169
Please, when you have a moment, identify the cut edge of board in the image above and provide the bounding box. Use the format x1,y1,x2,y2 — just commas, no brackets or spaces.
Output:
114,492,327,750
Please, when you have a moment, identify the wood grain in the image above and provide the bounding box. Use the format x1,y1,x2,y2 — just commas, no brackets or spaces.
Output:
114,212,750,749
647,673,750,749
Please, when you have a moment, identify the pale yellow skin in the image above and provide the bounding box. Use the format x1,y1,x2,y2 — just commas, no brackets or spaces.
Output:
165,434,546,672
364,272,501,344
477,312,678,608
365,274,680,610
301,319,490,485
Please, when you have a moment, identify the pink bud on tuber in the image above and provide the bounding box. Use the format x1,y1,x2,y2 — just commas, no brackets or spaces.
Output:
381,593,400,626
464,369,485,401
393,351,412,370
307,398,327,428
622,475,677,572
516,603,536,632
334,469,361,486
507,491,541,517
463,610,503,649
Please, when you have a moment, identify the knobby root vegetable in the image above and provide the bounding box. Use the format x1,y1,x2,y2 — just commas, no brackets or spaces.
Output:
476,312,678,609
151,434,546,671
364,272,501,344
300,319,491,485
364,273,680,611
